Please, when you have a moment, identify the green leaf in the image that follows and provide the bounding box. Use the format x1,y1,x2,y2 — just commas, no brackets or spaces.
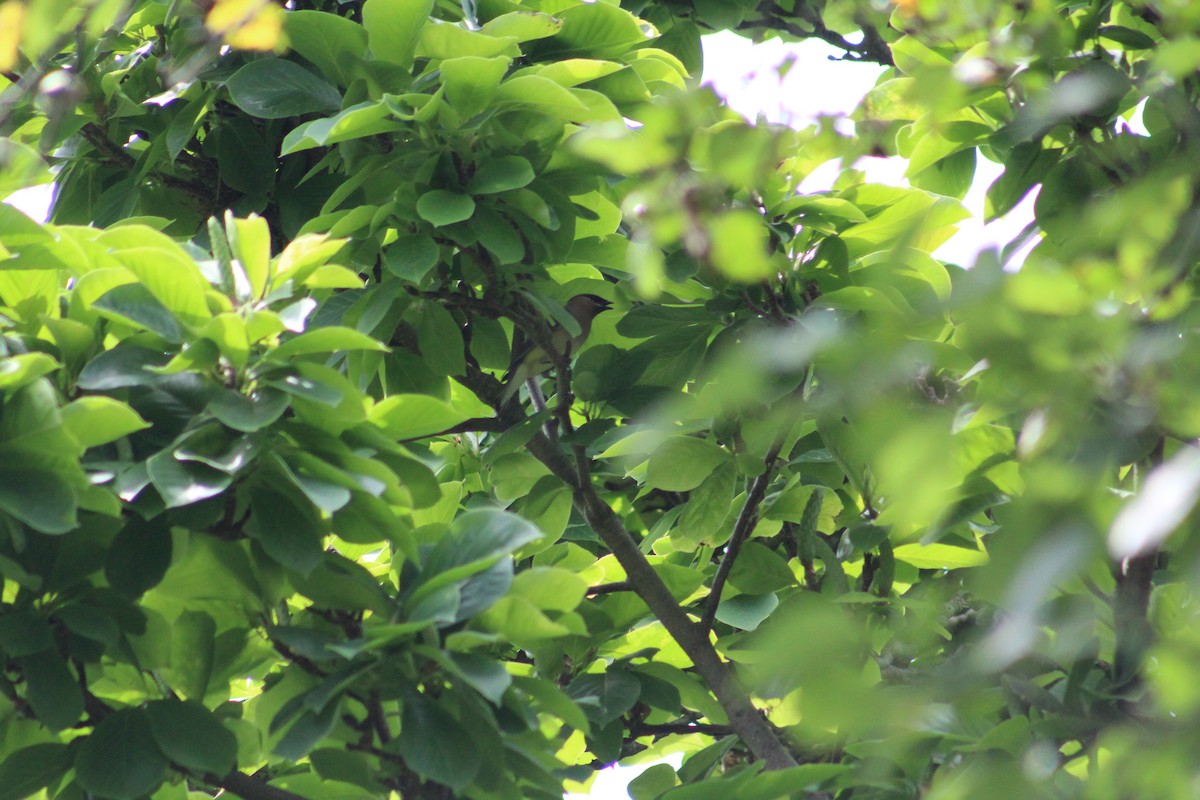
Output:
284,10,368,86
537,58,626,87
510,567,588,612
414,509,542,604
708,210,773,283
494,75,590,121
384,233,440,281
280,101,401,155
104,516,172,598
566,669,641,725
510,675,589,732
76,346,171,390
0,352,59,394
0,610,53,656
416,190,476,226
167,610,215,701
647,436,729,492
984,142,1055,221
0,466,78,534
268,774,378,800
147,451,233,509
629,763,678,800
145,700,238,776
909,147,976,201
20,650,83,731
417,24,518,59
416,301,466,376
537,2,648,58
246,488,325,575
93,283,185,342
468,156,535,195
1098,25,1156,50
892,543,988,569
272,326,390,359
215,117,275,195
396,693,481,791
0,743,73,800
55,605,119,647
369,394,471,440
440,56,510,118
478,594,569,643
681,460,734,546
449,653,512,704
226,212,271,301
728,542,796,594
290,554,392,614
472,206,526,264
208,388,290,432
225,58,342,119
481,11,563,42
60,396,150,447
76,708,169,800
0,140,53,199
363,0,434,68
714,593,779,631
664,764,846,800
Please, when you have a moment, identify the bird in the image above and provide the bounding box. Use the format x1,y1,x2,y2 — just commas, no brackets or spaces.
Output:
500,294,612,406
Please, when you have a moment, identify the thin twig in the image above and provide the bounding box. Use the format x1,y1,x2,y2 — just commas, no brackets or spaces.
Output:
78,122,214,202
587,581,633,596
628,720,733,738
700,440,785,634
396,416,508,443
455,359,796,767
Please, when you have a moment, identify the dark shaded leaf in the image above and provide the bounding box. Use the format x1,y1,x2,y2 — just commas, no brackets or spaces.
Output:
0,743,73,800
145,699,238,775
395,693,481,791
226,58,342,119
75,708,168,799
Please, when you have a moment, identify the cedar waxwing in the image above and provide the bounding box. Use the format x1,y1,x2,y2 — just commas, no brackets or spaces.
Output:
501,294,612,405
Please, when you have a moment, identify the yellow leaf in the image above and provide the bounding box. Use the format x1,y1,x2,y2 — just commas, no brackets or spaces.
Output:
0,2,24,72
206,0,285,51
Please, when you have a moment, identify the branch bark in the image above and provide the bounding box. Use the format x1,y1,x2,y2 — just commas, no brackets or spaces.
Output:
735,2,894,65
78,122,215,203
700,440,784,634
571,483,796,769
453,305,798,770
215,770,311,800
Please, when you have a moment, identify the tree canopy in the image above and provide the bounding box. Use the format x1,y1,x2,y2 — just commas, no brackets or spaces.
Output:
1,0,1199,798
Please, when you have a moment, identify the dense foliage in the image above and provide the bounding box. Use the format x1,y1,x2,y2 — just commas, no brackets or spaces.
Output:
2,0,1200,797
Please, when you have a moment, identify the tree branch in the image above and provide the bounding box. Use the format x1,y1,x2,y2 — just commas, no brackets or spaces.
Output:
700,440,785,634
78,122,215,203
215,770,311,800
453,362,796,768
629,720,733,739
587,581,633,596
1112,438,1165,689
736,3,894,65
571,484,797,769
397,416,508,443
